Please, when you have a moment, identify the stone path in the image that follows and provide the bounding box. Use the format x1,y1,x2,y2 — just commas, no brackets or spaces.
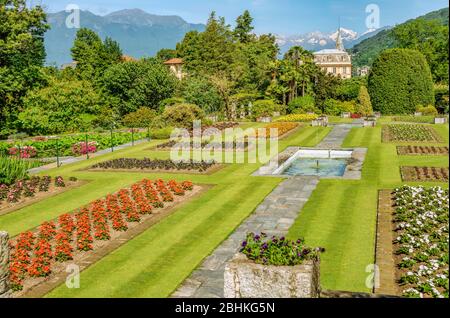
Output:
28,139,148,174
173,122,359,298
172,176,319,298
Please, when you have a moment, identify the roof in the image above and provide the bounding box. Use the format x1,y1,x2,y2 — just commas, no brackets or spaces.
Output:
313,49,349,55
121,55,137,62
164,58,183,65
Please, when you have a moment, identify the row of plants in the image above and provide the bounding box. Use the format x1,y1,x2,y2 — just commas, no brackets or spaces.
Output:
8,178,194,291
256,122,299,138
0,176,73,208
156,140,250,150
382,125,442,143
91,158,216,172
392,186,449,298
400,167,449,182
274,114,318,123
393,116,435,124
397,146,449,156
0,131,149,159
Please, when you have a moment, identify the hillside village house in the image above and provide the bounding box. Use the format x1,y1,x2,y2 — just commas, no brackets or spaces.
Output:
313,28,352,79
164,58,185,80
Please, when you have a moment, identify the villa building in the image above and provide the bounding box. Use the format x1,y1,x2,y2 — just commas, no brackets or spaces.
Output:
164,58,185,80
313,28,352,79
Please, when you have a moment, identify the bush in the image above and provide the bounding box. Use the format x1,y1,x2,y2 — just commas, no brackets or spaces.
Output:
368,49,434,115
158,97,185,113
161,103,205,129
336,77,366,101
287,96,317,114
122,107,157,128
252,100,281,120
149,127,174,140
181,77,223,114
0,157,34,185
323,99,356,116
416,105,438,116
356,86,373,116
274,114,318,122
434,84,449,114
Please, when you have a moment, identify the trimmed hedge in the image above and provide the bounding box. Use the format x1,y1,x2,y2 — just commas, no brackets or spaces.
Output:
368,49,434,115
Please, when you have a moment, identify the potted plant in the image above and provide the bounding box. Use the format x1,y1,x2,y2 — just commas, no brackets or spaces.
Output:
224,233,323,298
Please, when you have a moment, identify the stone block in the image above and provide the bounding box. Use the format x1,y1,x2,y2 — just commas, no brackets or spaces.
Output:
0,231,11,297
224,253,320,298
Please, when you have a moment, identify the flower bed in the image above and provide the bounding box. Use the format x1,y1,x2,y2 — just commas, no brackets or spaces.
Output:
392,186,449,298
72,141,97,156
155,140,251,151
8,146,37,159
240,233,321,266
382,125,442,143
90,158,216,173
400,167,449,182
256,122,299,138
393,116,435,124
397,146,449,156
8,178,195,293
0,176,78,214
274,114,318,123
0,131,149,159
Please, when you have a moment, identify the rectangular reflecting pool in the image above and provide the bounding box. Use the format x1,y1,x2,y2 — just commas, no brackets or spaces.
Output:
282,158,348,177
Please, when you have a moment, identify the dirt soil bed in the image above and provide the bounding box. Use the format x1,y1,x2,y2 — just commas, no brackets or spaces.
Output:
87,164,224,175
14,184,209,298
400,166,449,182
0,180,86,217
397,146,449,156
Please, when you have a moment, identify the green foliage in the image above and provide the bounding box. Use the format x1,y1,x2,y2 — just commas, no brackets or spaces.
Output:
0,157,34,186
181,77,223,114
234,10,254,43
323,99,356,116
416,105,438,116
356,86,373,116
434,84,449,113
0,1,49,133
19,78,103,135
288,96,317,114
161,103,205,128
313,71,341,112
122,107,157,128
252,99,280,119
101,58,177,116
368,49,435,115
71,28,123,81
156,49,177,61
149,127,174,140
336,77,366,101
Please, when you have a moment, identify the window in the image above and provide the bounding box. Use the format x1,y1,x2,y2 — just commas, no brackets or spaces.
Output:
333,67,336,74
343,67,347,74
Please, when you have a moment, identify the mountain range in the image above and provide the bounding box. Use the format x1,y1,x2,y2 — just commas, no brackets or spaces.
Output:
44,9,205,65
275,27,389,54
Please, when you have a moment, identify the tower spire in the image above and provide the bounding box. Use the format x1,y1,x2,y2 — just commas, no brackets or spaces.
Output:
336,17,345,51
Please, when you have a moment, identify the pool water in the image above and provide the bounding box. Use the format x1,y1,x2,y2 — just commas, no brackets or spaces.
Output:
282,158,348,177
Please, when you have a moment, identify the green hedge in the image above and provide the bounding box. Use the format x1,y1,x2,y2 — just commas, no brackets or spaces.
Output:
368,48,434,115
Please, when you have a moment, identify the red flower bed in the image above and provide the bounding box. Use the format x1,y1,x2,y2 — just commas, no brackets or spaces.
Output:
351,113,362,119
8,146,37,158
8,178,193,291
72,141,97,156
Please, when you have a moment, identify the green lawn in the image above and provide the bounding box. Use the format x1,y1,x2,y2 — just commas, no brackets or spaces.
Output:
287,123,449,292
0,124,331,297
2,121,447,297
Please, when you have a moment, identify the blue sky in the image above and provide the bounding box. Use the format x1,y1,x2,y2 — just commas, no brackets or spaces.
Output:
38,0,448,35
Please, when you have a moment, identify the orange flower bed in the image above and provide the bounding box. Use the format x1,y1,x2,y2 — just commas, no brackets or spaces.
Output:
8,178,194,292
256,122,299,138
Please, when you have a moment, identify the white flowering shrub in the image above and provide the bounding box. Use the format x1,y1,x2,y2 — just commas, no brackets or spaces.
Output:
393,186,449,298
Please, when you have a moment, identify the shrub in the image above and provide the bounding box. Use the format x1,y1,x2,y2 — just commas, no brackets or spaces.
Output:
0,157,34,185
72,141,97,156
434,84,449,114
416,105,438,116
274,114,318,122
287,95,317,114
356,86,373,116
323,99,356,116
181,77,223,114
149,127,174,140
8,146,37,159
161,103,205,129
368,49,434,115
336,77,366,101
252,100,281,120
122,107,157,128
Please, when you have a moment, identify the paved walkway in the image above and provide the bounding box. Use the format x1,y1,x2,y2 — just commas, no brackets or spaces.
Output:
28,139,148,174
172,176,320,298
173,122,358,298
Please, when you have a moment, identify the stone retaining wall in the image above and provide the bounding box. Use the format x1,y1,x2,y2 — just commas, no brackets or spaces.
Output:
0,231,11,298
